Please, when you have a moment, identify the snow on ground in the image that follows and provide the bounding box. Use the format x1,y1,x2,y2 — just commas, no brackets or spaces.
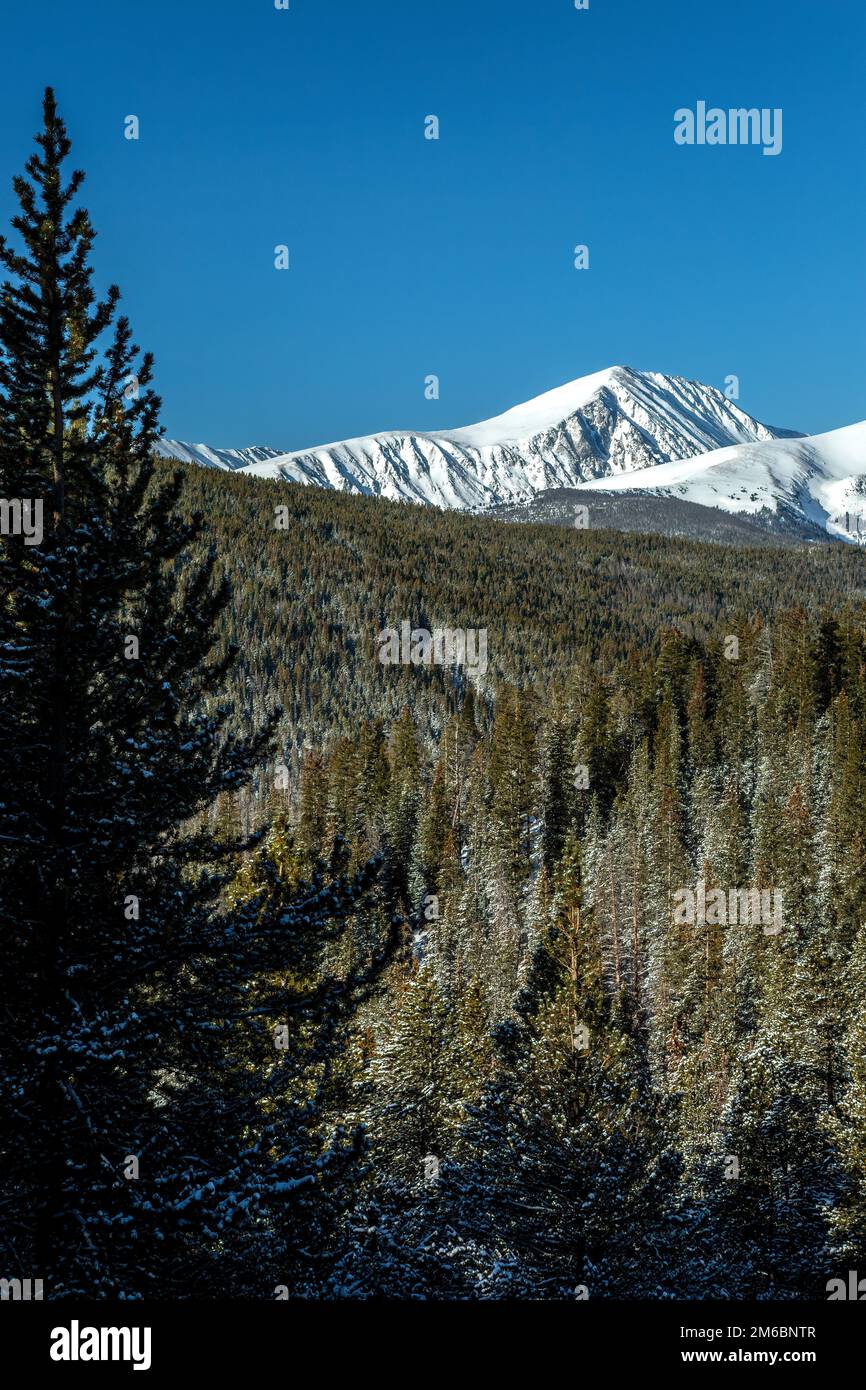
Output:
574,420,866,539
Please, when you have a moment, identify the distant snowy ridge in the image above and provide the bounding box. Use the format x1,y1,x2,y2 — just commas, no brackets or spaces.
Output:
155,365,866,541
573,420,866,544
157,366,797,510
156,442,286,472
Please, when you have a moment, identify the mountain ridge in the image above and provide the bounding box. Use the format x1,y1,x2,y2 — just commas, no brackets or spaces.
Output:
158,365,797,504
156,365,866,542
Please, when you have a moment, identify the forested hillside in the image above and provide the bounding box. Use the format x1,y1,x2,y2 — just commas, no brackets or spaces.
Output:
180,461,866,1298
176,458,866,771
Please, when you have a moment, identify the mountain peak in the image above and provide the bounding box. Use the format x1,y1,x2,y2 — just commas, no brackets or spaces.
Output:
157,365,814,517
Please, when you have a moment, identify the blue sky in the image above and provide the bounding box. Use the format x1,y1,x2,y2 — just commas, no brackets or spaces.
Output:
1,0,863,447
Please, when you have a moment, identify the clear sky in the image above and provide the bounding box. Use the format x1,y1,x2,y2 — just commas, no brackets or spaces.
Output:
1,0,863,448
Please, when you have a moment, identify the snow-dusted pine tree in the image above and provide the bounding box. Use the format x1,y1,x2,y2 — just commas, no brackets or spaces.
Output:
0,89,392,1299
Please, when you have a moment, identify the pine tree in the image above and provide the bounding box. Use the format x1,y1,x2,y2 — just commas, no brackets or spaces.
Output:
540,706,572,874
440,836,677,1297
829,928,866,1269
385,706,422,913
296,745,329,869
0,90,392,1298
218,827,395,1296
367,963,458,1186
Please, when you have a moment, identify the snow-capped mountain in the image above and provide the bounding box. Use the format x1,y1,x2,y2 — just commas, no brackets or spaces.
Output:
572,420,866,543
156,442,286,472
156,365,866,541
158,366,798,510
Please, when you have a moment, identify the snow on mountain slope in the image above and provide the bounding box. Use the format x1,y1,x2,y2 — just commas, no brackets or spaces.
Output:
157,366,866,541
160,366,795,511
156,441,286,472
573,420,866,542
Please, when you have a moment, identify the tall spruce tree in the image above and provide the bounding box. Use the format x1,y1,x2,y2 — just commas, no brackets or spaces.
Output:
0,89,391,1298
